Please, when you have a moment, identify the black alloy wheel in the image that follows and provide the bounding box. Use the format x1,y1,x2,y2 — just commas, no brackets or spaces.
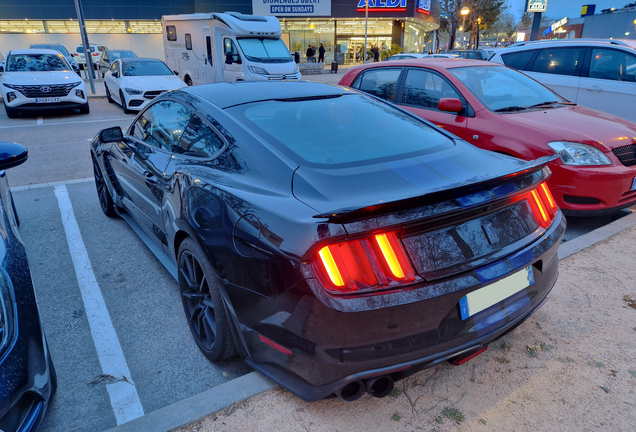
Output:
119,90,132,114
92,157,118,218
178,238,236,361
105,85,114,103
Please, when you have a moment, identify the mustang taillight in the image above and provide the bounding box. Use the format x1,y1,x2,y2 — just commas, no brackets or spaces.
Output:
513,182,558,229
315,231,416,294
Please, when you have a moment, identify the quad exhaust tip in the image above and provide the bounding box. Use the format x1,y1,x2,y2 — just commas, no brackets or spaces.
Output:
335,380,366,402
365,375,394,398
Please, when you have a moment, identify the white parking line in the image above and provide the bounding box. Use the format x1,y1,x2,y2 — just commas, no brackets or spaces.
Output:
12,177,93,191
54,185,145,425
37,117,43,125
0,117,129,130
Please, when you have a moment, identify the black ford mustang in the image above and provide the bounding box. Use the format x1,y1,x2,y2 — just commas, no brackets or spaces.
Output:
0,142,56,431
91,81,565,402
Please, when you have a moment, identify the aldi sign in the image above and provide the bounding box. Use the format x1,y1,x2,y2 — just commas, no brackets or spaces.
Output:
356,0,407,12
416,0,431,14
527,0,548,13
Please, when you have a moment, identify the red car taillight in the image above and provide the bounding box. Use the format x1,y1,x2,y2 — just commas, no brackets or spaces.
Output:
511,181,558,229
315,231,415,294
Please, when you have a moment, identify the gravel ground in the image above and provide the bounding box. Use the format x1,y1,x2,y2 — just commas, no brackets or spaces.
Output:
176,226,636,432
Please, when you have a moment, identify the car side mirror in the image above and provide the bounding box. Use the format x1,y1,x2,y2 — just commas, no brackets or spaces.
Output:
173,70,179,76
112,71,118,78
438,98,463,113
0,143,28,170
225,53,240,65
99,127,124,143
0,66,4,73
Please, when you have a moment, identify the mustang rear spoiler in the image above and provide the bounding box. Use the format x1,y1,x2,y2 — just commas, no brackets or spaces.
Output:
313,155,559,224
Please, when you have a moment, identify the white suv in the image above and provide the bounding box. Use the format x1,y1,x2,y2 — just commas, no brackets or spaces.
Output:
74,44,109,70
490,39,636,122
1,49,89,118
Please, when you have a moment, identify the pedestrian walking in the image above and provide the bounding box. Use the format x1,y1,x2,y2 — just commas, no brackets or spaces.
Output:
318,43,325,63
311,43,317,62
306,45,314,63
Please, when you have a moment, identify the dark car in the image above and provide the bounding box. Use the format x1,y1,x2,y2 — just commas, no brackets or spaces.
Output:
98,50,138,78
29,43,80,75
91,81,564,402
0,142,56,430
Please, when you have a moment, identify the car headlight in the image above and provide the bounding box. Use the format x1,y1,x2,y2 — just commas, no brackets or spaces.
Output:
124,88,143,95
2,83,16,89
247,65,269,75
294,65,299,74
547,141,612,166
72,81,82,88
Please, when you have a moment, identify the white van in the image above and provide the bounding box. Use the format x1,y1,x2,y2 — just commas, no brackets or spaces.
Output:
162,12,301,85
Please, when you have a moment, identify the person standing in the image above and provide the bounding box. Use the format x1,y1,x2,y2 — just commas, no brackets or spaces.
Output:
306,45,314,63
318,43,325,63
372,45,379,62
311,43,317,62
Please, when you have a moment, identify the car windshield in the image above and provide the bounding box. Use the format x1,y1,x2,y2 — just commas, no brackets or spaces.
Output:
6,54,69,72
123,61,172,76
32,45,70,56
236,38,292,63
111,51,137,60
229,94,453,167
76,46,96,53
450,65,566,112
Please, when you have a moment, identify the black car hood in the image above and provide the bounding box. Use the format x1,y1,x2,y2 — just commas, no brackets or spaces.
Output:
292,143,545,216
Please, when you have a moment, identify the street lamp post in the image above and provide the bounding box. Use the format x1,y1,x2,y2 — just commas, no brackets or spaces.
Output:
460,7,470,49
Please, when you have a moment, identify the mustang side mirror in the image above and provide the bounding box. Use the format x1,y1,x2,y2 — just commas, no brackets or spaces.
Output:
438,98,463,113
0,142,28,170
99,127,124,143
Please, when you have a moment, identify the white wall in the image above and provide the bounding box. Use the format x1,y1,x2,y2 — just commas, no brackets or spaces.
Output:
0,33,164,60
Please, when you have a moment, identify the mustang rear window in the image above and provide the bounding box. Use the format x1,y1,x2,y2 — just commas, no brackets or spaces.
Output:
229,94,453,166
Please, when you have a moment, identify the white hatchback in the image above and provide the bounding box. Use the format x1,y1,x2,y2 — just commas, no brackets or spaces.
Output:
490,39,636,122
1,49,89,118
104,58,186,113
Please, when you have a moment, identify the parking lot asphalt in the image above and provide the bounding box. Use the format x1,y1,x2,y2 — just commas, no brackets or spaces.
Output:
1,94,634,432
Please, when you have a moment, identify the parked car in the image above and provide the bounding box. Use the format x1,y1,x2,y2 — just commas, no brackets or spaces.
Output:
339,58,636,216
0,52,4,73
74,43,109,70
0,142,57,430
29,43,80,75
98,49,137,78
91,80,564,402
103,57,185,113
385,53,459,61
489,39,636,123
1,49,89,118
449,49,492,60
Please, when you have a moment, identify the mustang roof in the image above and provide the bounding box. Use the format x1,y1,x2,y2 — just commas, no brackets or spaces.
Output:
182,81,354,109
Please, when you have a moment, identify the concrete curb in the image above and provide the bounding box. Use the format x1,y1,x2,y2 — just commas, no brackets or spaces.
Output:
558,210,636,260
103,372,276,432
99,209,636,432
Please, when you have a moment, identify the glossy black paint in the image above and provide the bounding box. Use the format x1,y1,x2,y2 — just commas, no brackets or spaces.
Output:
91,81,565,401
0,143,56,431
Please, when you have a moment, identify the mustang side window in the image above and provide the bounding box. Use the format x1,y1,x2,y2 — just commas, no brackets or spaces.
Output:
177,115,225,158
131,101,192,151
402,69,461,111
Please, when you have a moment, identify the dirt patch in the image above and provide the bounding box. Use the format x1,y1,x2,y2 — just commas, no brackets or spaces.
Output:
176,226,636,432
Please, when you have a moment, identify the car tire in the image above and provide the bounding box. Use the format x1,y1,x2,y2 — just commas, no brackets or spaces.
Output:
79,103,90,115
92,157,118,218
4,105,18,119
178,237,237,361
185,76,193,86
100,70,105,79
119,90,132,114
105,85,114,103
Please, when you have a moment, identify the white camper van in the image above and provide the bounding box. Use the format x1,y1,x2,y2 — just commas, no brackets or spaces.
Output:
162,12,301,85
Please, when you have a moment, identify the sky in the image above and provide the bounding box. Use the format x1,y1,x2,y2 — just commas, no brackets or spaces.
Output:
508,0,627,20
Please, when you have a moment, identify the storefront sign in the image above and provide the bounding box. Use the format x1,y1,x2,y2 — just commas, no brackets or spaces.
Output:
253,0,332,16
416,0,431,14
542,17,567,36
527,0,548,13
356,0,407,13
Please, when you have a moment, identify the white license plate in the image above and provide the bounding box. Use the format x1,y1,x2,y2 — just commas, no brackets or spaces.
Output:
631,177,636,191
459,266,534,320
35,97,61,103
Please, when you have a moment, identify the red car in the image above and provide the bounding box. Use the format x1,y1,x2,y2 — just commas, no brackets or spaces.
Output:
339,59,636,216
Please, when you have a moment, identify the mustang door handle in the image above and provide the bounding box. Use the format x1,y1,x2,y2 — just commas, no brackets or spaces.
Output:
583,86,603,92
144,171,157,183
